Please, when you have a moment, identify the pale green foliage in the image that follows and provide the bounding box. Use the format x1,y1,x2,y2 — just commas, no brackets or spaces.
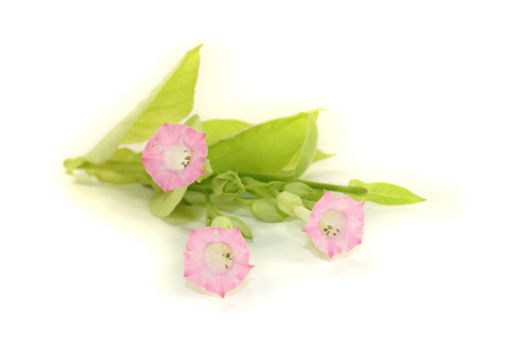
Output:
208,110,319,180
202,119,251,145
64,148,148,184
203,118,332,162
184,114,203,131
349,179,425,205
64,45,425,231
85,45,201,164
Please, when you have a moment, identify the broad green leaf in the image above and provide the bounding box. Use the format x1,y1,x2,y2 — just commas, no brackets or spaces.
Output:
202,119,251,145
184,114,203,131
349,179,425,205
207,111,319,180
149,187,186,218
64,148,149,184
85,45,202,163
202,118,331,162
278,113,317,177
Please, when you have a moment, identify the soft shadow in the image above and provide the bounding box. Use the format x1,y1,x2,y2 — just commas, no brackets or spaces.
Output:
164,204,204,225
301,240,363,261
182,276,255,299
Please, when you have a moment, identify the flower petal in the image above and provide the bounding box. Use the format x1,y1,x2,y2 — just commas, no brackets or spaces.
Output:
184,227,254,297
142,123,208,192
304,192,365,258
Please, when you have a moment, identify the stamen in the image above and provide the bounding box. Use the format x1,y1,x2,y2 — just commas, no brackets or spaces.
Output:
320,210,346,237
205,243,234,272
181,149,192,167
165,145,192,171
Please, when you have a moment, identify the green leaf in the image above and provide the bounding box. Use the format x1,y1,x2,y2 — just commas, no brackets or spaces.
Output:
207,110,319,180
349,179,425,205
250,198,287,223
202,118,331,163
64,157,86,175
184,114,203,131
202,119,251,145
149,187,187,218
85,45,202,163
64,148,149,184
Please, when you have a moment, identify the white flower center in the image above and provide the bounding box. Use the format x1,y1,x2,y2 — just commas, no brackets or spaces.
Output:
320,210,346,237
204,242,234,273
165,145,192,170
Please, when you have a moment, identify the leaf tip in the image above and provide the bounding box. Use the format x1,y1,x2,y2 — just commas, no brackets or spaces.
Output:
413,194,426,203
192,43,204,52
63,157,85,175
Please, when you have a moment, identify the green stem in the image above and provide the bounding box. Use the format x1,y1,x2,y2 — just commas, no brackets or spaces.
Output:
301,180,367,195
204,191,221,225
190,174,366,197
188,183,211,192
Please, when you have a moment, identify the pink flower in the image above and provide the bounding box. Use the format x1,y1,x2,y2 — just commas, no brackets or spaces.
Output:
303,191,364,258
184,227,254,297
142,124,207,192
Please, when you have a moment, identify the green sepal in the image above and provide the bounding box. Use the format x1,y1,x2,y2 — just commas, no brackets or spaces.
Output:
211,171,245,196
283,181,322,201
250,198,287,223
149,187,187,218
211,215,253,240
276,191,304,216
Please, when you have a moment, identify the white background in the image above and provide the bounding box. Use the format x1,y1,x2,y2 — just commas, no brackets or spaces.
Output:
1,0,524,349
